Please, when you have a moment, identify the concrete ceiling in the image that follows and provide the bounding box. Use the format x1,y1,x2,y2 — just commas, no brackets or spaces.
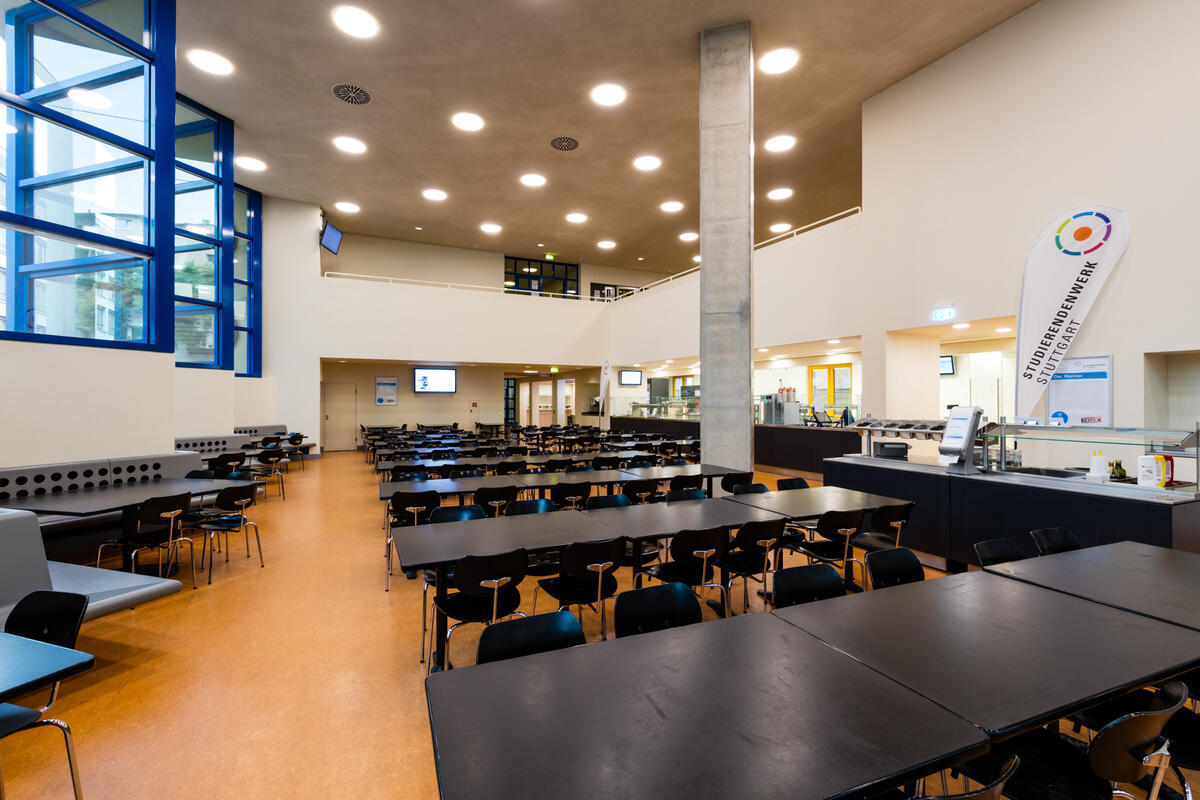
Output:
178,0,1038,274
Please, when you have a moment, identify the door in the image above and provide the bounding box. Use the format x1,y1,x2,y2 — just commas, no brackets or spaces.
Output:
809,363,852,413
321,382,358,451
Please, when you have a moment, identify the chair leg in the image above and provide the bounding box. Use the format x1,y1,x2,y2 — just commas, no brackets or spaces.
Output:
32,719,84,800
420,581,429,663
185,537,197,590
531,584,541,616
247,521,264,568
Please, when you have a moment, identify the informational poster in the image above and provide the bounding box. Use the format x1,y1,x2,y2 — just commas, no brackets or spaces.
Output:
375,376,398,406
1046,355,1112,426
597,361,611,415
1015,205,1129,418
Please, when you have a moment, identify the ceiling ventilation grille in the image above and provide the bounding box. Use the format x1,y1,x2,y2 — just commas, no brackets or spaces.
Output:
550,136,579,152
331,83,372,105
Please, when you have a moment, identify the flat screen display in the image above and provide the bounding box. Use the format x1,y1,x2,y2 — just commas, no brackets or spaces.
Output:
939,355,956,376
414,368,456,393
320,222,343,254
618,369,642,386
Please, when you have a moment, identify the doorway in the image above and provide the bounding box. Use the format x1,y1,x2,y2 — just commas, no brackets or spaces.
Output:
808,364,853,413
321,382,358,451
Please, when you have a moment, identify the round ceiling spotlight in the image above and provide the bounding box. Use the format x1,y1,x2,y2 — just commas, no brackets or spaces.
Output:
660,201,683,213
234,156,267,171
186,49,234,76
692,255,702,263
550,136,579,152
335,201,360,213
519,173,546,187
766,187,793,200
422,188,448,201
597,240,616,249
679,232,698,242
633,155,662,171
769,222,791,233
590,83,627,106
452,112,485,132
480,222,502,234
759,48,800,74
332,6,380,38
333,135,367,154
565,213,588,223
763,135,797,153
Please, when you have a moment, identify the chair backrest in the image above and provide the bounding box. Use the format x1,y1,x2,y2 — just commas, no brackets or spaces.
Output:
506,445,529,456
614,582,702,638
667,527,728,578
496,460,526,475
666,488,707,502
814,508,866,543
593,456,621,470
585,494,631,510
388,490,441,525
628,455,659,468
544,458,572,473
288,433,304,445
4,590,89,649
389,468,429,482
869,502,914,533
213,483,258,512
720,472,755,493
668,474,703,492
507,498,558,516
973,538,1028,568
660,457,688,467
916,755,1019,800
137,492,193,529
565,464,595,473
865,547,925,589
559,537,628,581
621,479,659,503
1030,527,1082,555
430,505,486,523
452,548,528,600
776,477,809,491
449,468,484,479
476,611,586,665
732,518,786,559
732,482,769,495
261,436,281,447
1088,681,1187,784
185,469,214,479
772,564,845,608
474,485,520,515
550,481,592,507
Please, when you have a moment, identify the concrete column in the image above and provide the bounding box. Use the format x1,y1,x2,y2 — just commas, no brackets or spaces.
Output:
699,21,754,472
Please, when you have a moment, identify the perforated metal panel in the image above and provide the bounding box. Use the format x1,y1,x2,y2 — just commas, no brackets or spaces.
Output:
174,435,252,453
110,453,201,483
232,424,288,436
0,460,111,501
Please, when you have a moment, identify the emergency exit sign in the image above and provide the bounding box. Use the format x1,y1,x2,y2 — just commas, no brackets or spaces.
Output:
931,306,957,323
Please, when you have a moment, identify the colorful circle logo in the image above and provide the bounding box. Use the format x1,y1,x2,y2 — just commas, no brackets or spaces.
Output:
1055,211,1112,256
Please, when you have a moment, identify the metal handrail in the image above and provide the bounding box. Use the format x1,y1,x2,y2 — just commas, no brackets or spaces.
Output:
752,206,862,249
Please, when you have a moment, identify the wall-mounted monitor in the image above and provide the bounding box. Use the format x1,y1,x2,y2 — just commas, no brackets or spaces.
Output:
939,355,956,376
618,369,643,386
414,368,457,393
320,221,343,254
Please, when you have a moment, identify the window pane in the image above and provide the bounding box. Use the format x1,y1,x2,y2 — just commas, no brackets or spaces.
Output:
27,263,146,341
233,282,248,326
234,329,248,374
176,102,216,173
79,0,148,47
29,11,139,87
31,163,147,243
234,189,250,234
31,112,133,177
174,301,215,363
43,73,147,145
174,236,216,301
233,237,249,280
175,169,217,238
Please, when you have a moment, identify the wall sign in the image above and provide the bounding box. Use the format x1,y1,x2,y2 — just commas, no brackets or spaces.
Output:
1046,355,1112,426
931,306,957,323
375,376,398,406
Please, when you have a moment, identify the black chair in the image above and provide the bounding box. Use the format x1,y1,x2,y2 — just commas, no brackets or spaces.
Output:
777,477,810,490
97,492,197,589
660,457,688,467
783,508,866,590
905,756,1020,800
534,537,628,639
431,548,528,671
388,467,429,483
211,451,245,478
384,489,441,591
248,449,286,499
864,547,924,590
665,488,707,502
474,485,520,517
287,434,307,470
476,611,586,665
771,564,846,608
720,472,754,493
430,448,455,461
496,460,526,476
668,474,703,493
585,494,631,511
732,482,769,495
429,505,485,523
1,591,89,800
851,502,915,555
543,458,573,473
1030,527,1082,555
973,538,1029,568
185,469,214,479
565,463,595,473
181,484,263,585
626,455,660,469
507,498,557,516
593,456,621,471
621,479,659,504
448,468,484,479
550,481,592,510
640,527,729,615
614,582,702,638
717,518,785,613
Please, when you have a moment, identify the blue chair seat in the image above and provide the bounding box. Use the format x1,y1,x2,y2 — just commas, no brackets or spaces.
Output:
0,703,41,738
194,515,248,531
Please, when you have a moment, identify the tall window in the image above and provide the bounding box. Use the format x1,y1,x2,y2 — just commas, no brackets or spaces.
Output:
0,0,173,350
503,256,579,299
232,186,261,376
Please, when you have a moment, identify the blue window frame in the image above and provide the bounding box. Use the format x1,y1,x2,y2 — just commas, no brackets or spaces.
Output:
232,185,261,377
1,0,174,351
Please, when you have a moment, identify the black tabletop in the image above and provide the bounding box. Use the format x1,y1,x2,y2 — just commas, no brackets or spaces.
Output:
426,612,988,800
986,541,1200,632
618,463,742,482
376,454,561,473
0,478,254,516
726,486,908,519
379,476,522,500
583,497,785,540
0,632,94,703
515,470,630,489
393,510,619,570
773,571,1200,738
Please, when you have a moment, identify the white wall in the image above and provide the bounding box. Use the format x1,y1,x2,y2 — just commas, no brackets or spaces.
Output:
321,233,502,285
320,362,507,430
174,369,235,437
234,376,279,425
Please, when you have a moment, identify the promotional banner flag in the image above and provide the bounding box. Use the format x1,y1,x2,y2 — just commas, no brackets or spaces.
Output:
1015,206,1129,419
598,361,611,415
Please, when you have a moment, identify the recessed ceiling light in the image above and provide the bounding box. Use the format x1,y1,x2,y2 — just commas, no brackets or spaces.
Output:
637,257,644,261
333,136,367,154
769,223,790,233
186,49,234,76
67,87,111,109
692,255,702,263
422,188,447,201
519,173,546,187
952,323,970,329
537,242,544,247
633,155,661,171
234,156,267,171
597,240,616,249
331,6,380,38
523,369,537,373
480,222,502,234
766,187,793,200
758,48,800,74
758,348,769,353
565,212,588,223
338,360,347,363
632,363,640,367
452,112,485,132
995,327,1013,333
679,232,698,242
763,134,796,152
660,201,683,213
827,339,841,345
665,360,673,364
335,201,360,213
590,83,627,106
415,226,423,231
504,281,515,286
